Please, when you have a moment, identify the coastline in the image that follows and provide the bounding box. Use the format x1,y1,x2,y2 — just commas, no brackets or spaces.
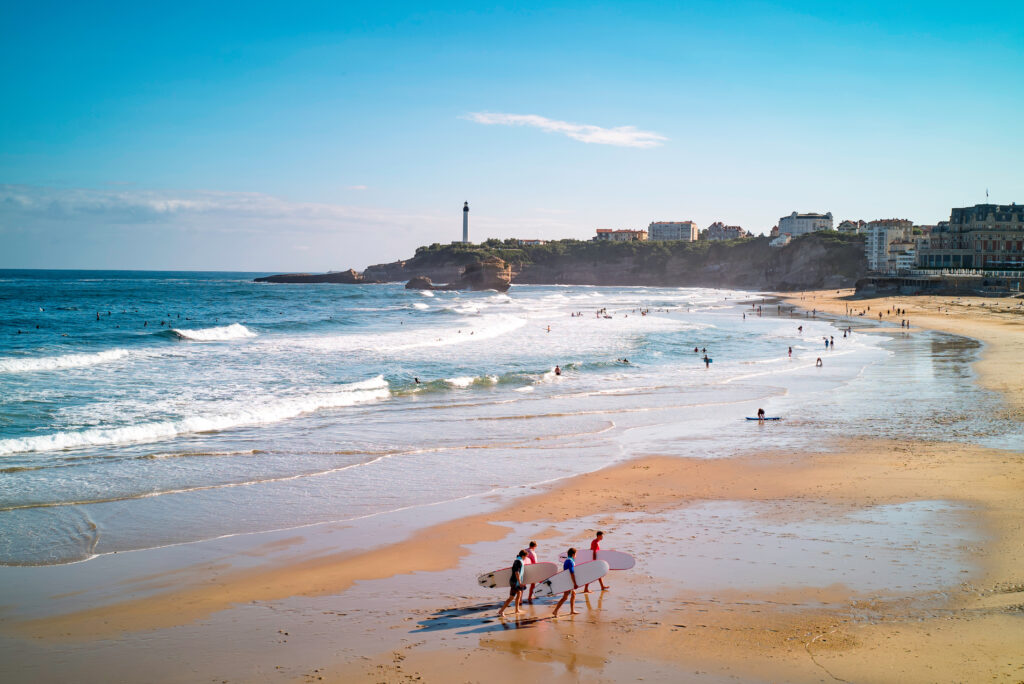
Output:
1,289,1021,683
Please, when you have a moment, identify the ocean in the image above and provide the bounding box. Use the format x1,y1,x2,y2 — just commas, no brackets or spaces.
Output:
0,270,1012,566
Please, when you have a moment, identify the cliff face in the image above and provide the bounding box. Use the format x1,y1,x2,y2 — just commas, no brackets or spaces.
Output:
371,234,866,291
405,257,512,292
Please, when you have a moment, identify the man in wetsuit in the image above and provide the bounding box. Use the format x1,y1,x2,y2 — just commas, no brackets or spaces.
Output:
497,549,528,617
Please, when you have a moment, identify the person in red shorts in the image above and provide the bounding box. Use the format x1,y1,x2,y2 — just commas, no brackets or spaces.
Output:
582,531,610,593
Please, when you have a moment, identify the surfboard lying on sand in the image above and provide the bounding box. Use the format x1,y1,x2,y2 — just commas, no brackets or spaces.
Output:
557,549,635,570
746,417,782,421
534,560,610,597
477,562,558,588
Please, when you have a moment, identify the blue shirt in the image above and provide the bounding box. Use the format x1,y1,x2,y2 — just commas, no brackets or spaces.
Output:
563,557,575,572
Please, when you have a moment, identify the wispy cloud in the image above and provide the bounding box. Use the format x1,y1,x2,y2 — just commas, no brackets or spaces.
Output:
464,112,667,148
346,185,368,191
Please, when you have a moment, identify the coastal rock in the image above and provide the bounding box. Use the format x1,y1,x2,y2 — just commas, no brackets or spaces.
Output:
404,257,512,292
254,269,374,284
405,275,435,290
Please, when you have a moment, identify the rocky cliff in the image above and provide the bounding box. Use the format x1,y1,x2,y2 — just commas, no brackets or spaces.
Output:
256,233,866,291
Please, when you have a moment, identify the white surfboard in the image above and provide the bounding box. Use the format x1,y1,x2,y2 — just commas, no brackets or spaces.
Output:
477,562,558,588
558,549,635,570
533,560,610,597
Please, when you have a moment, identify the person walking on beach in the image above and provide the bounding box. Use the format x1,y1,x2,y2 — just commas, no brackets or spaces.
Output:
498,550,528,617
525,541,539,603
788,346,792,358
583,531,610,593
551,548,579,617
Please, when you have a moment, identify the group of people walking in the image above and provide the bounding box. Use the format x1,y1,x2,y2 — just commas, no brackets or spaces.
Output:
497,532,610,618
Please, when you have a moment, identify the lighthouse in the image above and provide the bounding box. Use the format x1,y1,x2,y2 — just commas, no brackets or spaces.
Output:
462,201,469,243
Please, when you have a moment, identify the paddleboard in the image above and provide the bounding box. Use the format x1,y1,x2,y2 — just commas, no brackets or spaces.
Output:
557,549,635,570
534,560,610,597
477,561,558,588
746,417,781,421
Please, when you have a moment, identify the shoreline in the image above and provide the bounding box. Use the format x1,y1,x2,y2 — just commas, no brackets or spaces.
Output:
1,288,1021,682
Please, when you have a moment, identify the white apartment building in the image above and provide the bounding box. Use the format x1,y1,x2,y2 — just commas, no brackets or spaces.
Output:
648,221,698,241
865,219,913,272
779,211,834,236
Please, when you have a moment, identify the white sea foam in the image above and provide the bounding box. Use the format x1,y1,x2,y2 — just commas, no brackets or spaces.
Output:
412,302,430,310
171,323,256,341
445,376,475,388
418,290,434,297
0,349,131,374
0,376,389,456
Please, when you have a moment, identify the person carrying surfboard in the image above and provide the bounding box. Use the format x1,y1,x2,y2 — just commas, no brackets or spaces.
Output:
757,408,766,425
525,541,539,603
497,550,528,617
551,548,579,617
583,531,610,593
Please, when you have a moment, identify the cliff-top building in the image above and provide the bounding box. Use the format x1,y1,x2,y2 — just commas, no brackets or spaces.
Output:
648,221,698,241
594,228,648,242
917,204,1024,269
706,222,747,241
779,211,833,236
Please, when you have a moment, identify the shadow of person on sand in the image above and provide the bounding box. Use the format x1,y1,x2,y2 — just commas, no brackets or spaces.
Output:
411,600,555,635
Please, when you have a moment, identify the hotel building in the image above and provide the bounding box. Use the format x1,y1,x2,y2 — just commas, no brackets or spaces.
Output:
917,204,1024,269
778,211,833,236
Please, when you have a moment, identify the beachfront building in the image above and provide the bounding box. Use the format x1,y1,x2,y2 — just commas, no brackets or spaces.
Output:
837,219,867,234
917,204,1024,270
648,221,698,241
769,233,792,248
865,219,913,273
778,211,833,236
594,228,648,242
706,222,747,241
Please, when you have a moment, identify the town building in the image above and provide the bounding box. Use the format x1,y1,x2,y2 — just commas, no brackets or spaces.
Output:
706,222,747,241
648,221,698,241
769,233,792,248
594,228,648,242
917,204,1024,269
865,219,913,273
837,219,866,234
517,239,547,246
778,211,833,236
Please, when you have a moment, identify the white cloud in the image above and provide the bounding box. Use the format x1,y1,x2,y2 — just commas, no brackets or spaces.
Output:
346,185,368,191
465,112,667,148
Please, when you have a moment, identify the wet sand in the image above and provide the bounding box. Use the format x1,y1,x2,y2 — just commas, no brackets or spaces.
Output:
2,291,1023,683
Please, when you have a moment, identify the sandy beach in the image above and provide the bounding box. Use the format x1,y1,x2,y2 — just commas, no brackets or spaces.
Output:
2,290,1022,683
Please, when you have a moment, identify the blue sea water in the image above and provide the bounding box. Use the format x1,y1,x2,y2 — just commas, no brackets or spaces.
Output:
0,270,1015,566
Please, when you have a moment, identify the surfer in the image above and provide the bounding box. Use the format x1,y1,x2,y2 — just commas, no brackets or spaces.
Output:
551,548,579,617
703,355,710,369
583,532,610,593
525,541,539,603
816,357,823,367
554,365,561,376
414,377,420,385
757,408,766,425
497,549,528,617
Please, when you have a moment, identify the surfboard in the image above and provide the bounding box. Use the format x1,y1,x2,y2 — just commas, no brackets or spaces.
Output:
557,549,635,570
477,562,558,588
746,417,781,421
533,560,610,597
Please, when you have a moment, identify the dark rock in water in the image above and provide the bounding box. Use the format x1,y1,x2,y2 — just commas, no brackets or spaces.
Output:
255,269,375,284
404,257,511,292
405,275,435,290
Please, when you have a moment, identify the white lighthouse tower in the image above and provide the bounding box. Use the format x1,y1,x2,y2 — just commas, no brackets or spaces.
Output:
462,201,469,243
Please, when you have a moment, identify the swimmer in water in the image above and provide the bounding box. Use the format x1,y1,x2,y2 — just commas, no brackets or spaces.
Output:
554,365,561,376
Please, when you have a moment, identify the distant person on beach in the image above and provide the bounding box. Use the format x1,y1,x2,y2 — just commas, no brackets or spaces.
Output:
788,346,792,358
757,407,766,424
554,365,561,376
498,549,528,617
703,355,711,368
525,541,539,603
552,548,579,617
816,357,823,367
797,326,802,333
583,531,610,593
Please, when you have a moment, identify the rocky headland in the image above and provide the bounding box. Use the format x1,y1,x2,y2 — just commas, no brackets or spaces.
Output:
255,232,866,291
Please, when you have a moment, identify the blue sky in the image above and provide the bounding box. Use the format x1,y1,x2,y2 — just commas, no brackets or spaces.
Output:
2,1,1022,270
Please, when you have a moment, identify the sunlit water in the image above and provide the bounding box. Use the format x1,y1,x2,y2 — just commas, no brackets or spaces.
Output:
0,270,1017,565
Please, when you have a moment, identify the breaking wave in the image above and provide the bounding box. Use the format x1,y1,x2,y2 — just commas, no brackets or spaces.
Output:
170,323,256,341
0,349,131,374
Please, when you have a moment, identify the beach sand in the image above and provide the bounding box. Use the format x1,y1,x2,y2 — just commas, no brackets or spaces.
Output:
2,290,1022,683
